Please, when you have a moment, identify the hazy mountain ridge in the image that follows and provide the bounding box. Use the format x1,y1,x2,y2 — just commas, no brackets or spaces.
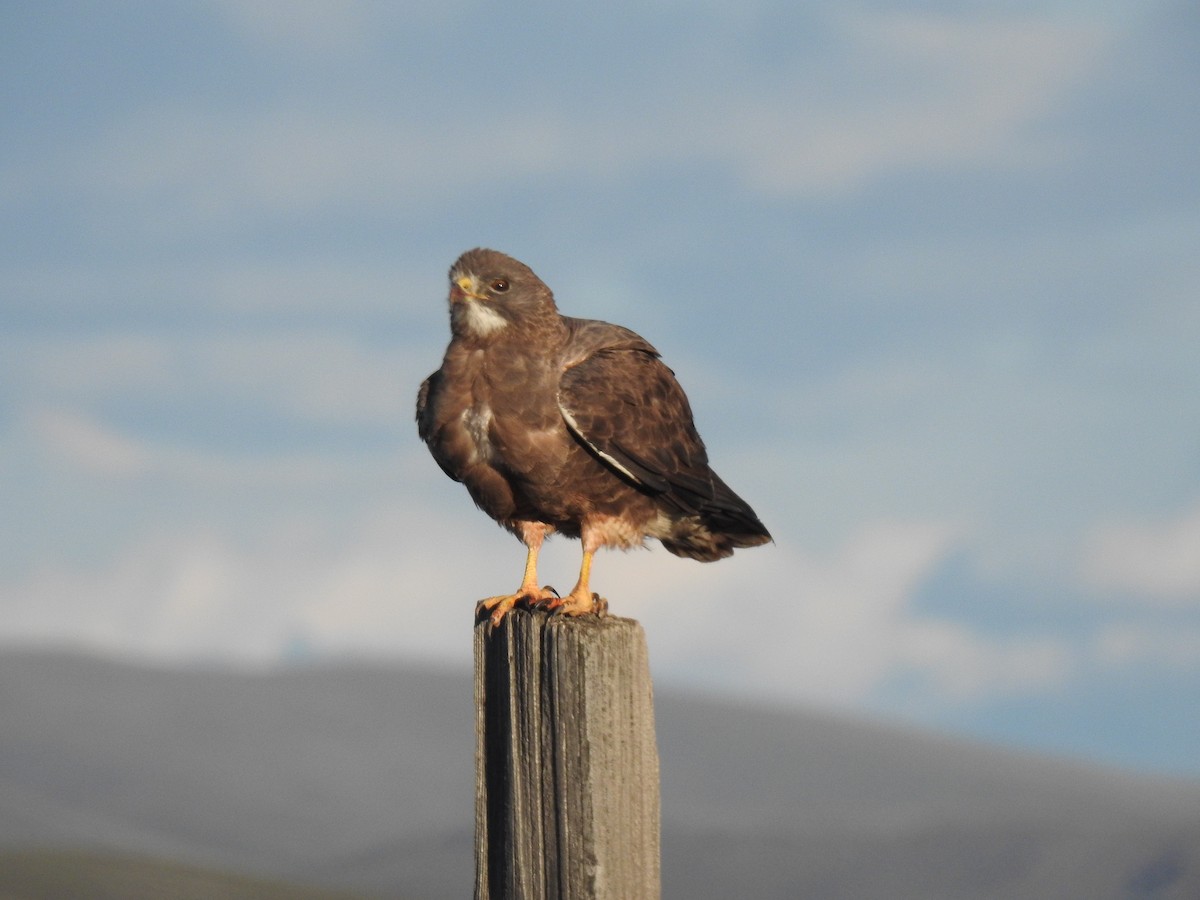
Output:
2,648,1198,899
0,849,366,900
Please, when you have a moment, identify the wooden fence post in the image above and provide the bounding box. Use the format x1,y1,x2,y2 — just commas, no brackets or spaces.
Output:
474,607,661,900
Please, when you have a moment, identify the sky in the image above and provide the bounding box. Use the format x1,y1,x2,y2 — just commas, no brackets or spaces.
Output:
2,1,1199,777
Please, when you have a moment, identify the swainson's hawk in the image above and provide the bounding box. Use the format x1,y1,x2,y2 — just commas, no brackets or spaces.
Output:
416,248,771,625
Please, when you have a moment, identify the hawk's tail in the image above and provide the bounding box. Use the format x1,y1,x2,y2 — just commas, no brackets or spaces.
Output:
658,470,772,562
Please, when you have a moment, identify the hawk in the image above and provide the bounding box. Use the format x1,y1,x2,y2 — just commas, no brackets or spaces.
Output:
417,248,771,625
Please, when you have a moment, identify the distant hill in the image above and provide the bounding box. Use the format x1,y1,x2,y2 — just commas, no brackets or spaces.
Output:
0,849,365,900
1,648,1198,899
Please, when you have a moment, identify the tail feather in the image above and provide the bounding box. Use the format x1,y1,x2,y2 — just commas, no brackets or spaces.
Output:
658,469,771,562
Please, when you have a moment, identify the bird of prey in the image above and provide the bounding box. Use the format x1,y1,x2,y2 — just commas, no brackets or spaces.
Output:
417,248,771,625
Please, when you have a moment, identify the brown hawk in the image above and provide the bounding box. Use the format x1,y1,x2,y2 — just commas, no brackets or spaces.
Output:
416,248,771,625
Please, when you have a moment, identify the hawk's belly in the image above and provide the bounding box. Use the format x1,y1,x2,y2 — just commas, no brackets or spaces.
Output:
511,442,667,544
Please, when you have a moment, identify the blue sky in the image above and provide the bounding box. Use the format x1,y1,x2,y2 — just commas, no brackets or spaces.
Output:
3,1,1199,776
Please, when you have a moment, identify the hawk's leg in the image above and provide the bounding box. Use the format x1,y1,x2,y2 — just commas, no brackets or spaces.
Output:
477,522,558,627
543,544,606,618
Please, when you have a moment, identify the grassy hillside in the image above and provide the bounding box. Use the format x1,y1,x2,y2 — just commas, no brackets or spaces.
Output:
0,849,369,900
1,648,1199,898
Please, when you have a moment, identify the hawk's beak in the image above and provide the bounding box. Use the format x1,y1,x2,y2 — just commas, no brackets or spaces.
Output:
451,274,487,302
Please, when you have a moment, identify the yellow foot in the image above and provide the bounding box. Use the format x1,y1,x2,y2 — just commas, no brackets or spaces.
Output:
476,585,559,627
543,590,607,618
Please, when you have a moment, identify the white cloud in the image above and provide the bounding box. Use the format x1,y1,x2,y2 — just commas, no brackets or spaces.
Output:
11,481,1191,710
614,520,1074,707
8,10,1112,236
9,329,419,429
208,0,468,52
0,507,1076,708
208,0,380,55
0,505,509,665
67,107,573,230
206,259,432,317
777,522,1072,704
1091,623,1200,670
1,531,242,658
31,408,153,478
893,623,1073,704
196,332,415,425
727,12,1109,194
28,407,385,487
9,333,176,398
1080,503,1200,604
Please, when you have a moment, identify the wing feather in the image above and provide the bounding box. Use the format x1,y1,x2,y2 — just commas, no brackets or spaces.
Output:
558,335,713,514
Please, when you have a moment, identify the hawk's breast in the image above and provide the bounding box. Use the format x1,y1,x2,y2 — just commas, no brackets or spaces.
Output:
462,403,494,465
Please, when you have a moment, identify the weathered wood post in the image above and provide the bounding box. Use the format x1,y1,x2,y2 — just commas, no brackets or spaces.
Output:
474,607,661,900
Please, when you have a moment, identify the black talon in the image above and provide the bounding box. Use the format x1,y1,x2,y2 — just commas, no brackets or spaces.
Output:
529,585,560,610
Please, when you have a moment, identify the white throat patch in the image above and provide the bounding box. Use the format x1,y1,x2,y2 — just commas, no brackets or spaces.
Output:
463,300,508,336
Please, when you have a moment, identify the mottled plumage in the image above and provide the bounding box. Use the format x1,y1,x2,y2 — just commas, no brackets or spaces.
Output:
417,248,771,623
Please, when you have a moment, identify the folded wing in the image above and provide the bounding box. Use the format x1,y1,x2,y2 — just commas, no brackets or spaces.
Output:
557,320,770,546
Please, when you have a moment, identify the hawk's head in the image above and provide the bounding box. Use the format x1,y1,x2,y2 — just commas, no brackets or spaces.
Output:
447,248,558,340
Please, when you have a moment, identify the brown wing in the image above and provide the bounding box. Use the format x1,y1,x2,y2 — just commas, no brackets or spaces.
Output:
557,330,768,538
416,371,437,443
416,369,465,484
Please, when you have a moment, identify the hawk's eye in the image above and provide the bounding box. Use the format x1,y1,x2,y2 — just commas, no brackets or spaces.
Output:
490,279,510,293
